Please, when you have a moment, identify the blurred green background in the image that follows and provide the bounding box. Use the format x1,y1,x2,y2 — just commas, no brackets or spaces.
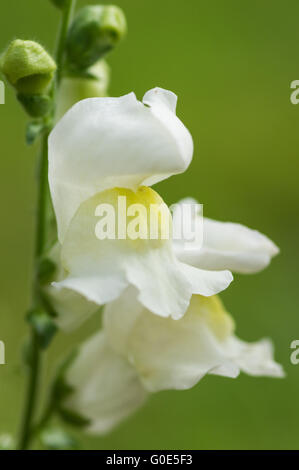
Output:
0,0,299,450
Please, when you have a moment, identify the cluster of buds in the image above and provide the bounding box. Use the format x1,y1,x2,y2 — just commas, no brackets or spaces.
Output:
0,4,127,121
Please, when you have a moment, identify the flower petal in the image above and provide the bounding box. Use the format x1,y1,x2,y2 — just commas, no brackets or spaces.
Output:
64,331,147,435
179,262,233,297
217,336,285,378
173,199,279,274
104,294,239,392
52,273,128,310
125,248,192,320
44,243,100,331
49,88,193,242
143,87,177,113
104,286,143,356
103,293,284,392
46,283,99,331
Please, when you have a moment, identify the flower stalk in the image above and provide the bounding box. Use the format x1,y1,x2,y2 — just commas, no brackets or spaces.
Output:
17,0,77,450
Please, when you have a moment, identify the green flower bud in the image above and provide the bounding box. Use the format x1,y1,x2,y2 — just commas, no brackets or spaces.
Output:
0,40,56,94
66,5,127,70
56,60,110,120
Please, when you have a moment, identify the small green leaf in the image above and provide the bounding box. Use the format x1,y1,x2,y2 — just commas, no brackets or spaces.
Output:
27,309,57,349
40,427,78,450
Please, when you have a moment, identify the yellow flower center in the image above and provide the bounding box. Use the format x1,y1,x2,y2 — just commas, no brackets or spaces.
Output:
191,295,235,340
94,186,172,248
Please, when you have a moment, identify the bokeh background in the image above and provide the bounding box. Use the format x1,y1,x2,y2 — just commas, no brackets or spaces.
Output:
0,0,299,450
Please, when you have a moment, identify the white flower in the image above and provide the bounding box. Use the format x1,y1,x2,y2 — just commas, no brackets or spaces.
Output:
62,331,147,434
47,85,283,435
172,198,279,274
103,289,285,392
48,88,233,324
61,290,284,434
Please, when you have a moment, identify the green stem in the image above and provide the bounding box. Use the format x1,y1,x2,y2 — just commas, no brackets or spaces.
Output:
31,395,55,438
17,330,42,450
17,130,49,451
35,132,50,260
17,0,77,450
55,0,77,85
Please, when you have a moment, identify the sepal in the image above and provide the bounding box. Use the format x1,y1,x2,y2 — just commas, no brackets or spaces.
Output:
50,350,91,428
26,121,47,146
37,257,57,285
17,93,52,118
57,407,91,428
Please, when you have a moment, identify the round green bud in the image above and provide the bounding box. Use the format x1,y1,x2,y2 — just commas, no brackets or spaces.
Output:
66,5,127,70
56,60,110,120
0,40,56,94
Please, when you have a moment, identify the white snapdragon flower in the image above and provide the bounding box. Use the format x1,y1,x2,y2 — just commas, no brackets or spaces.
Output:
103,290,284,391
48,88,233,323
46,193,278,330
172,198,279,274
60,290,284,434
